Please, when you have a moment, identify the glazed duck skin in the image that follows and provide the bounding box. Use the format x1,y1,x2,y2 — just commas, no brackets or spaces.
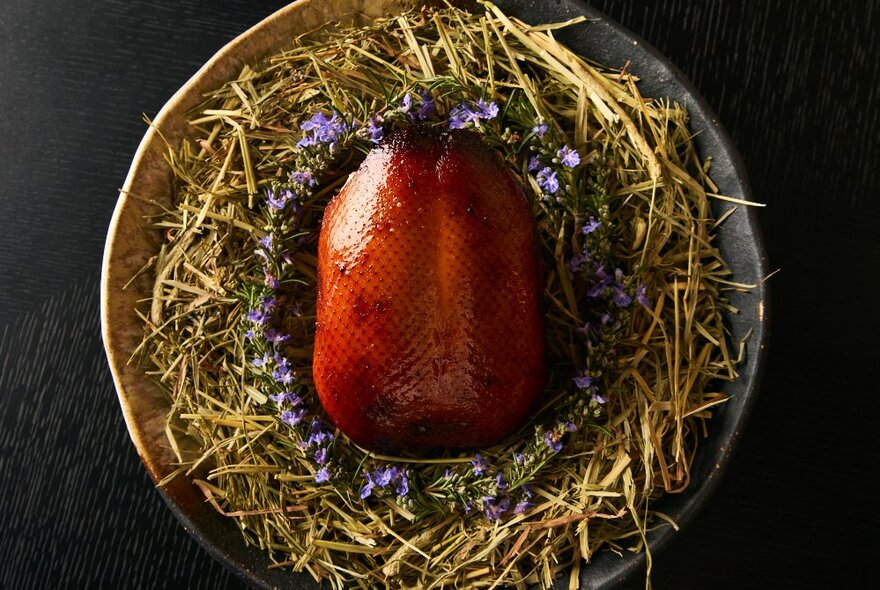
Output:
313,126,545,452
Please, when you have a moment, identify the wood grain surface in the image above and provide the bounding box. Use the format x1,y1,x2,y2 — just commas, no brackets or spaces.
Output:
1,1,877,588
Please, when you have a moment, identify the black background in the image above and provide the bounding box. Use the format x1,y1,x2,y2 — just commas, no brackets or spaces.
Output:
1,1,878,588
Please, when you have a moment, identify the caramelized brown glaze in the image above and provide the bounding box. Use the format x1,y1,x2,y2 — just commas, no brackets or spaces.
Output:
313,126,545,452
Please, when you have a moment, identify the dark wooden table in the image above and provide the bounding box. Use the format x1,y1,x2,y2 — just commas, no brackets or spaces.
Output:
1,1,877,588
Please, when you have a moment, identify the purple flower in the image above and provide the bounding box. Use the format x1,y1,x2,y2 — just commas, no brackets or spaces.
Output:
273,368,296,384
448,98,499,129
582,216,601,235
314,466,330,483
592,390,608,404
565,421,578,433
364,116,384,144
484,497,511,521
261,296,277,311
443,468,454,478
535,167,559,194
297,111,350,148
568,249,589,277
513,501,533,515
314,447,328,465
359,472,375,499
258,234,274,251
281,407,307,426
251,352,271,367
244,329,255,340
290,170,316,187
543,430,562,453
396,473,409,496
264,329,290,345
269,391,297,405
471,453,489,476
398,92,413,114
613,287,633,308
475,98,499,119
495,473,508,493
248,309,269,324
374,466,397,487
266,188,289,210
573,373,592,389
587,264,612,298
417,90,435,120
532,122,548,138
263,270,280,289
513,452,525,465
557,145,581,168
528,154,542,172
521,484,533,499
636,284,651,308
305,421,334,447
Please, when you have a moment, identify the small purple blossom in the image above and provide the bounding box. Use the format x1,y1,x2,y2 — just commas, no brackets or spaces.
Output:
251,352,271,367
280,407,307,426
260,296,277,311
258,234,274,251
244,329,255,340
314,466,331,483
535,167,559,194
565,421,578,433
359,473,375,499
471,453,489,476
573,373,592,389
306,426,334,447
514,452,525,465
264,329,290,345
593,390,609,405
528,154,542,172
484,497,511,521
513,501,533,515
636,284,651,308
297,111,350,148
582,216,602,235
364,116,384,144
448,98,499,129
532,122,548,137
521,484,533,499
396,473,409,496
314,447,328,465
416,90,435,120
568,249,589,277
263,270,280,289
543,430,563,453
587,264,612,298
557,145,581,168
248,309,269,324
269,391,301,405
266,188,293,210
398,92,413,114
272,368,296,384
613,287,633,308
290,170,316,187
443,468,454,478
495,473,508,493
374,466,397,487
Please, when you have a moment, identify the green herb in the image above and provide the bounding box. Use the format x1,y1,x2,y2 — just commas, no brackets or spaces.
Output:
138,3,758,588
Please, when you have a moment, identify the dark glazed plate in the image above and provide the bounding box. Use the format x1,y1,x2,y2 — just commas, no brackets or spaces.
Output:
101,1,769,588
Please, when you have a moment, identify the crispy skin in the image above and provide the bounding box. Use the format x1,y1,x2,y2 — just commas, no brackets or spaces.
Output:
313,126,545,451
